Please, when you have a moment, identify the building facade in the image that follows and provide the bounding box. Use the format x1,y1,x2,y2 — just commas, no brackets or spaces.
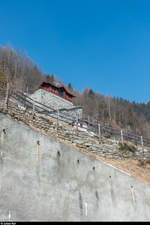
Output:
30,82,83,121
39,82,74,102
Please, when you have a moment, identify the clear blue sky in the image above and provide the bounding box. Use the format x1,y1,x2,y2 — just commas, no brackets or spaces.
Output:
0,0,150,103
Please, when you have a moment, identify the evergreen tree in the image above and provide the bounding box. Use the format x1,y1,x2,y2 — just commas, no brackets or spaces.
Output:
50,74,55,84
88,89,95,98
68,82,73,91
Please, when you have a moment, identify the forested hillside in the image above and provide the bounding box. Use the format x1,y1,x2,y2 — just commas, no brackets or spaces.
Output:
73,89,150,137
0,44,150,138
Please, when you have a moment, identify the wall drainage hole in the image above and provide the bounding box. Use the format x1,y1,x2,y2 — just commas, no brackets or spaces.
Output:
57,151,61,157
2,129,6,135
95,190,99,201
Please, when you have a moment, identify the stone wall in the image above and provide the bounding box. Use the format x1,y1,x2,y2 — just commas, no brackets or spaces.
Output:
29,89,83,121
59,107,83,120
49,106,83,123
2,98,150,160
0,99,4,107
30,89,73,110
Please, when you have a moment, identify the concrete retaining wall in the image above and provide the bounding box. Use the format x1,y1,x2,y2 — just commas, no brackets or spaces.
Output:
0,114,150,221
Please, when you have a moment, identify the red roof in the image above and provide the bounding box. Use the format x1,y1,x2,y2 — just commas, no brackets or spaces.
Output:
39,81,75,97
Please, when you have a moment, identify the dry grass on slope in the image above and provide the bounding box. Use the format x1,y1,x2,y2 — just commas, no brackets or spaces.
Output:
100,157,150,186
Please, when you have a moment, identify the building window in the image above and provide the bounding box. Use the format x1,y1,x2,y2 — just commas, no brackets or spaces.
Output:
58,89,63,97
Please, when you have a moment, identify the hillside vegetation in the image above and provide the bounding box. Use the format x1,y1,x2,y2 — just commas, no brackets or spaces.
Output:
73,89,150,138
0,44,150,138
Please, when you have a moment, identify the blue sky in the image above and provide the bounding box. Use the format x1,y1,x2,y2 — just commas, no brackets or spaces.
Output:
0,0,150,103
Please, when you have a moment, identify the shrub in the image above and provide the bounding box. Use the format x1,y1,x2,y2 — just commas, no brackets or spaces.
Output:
137,158,145,167
145,158,150,165
137,158,150,167
104,135,111,139
119,142,136,153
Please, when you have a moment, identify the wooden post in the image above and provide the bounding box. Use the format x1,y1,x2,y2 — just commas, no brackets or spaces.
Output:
141,136,144,157
56,108,59,133
98,123,101,144
24,92,26,108
126,132,128,143
57,109,59,123
33,103,35,113
88,115,90,131
121,129,124,144
4,82,9,111
76,114,78,131
24,94,25,108
32,103,35,119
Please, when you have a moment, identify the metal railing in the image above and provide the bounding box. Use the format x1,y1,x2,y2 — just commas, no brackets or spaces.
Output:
1,89,150,149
